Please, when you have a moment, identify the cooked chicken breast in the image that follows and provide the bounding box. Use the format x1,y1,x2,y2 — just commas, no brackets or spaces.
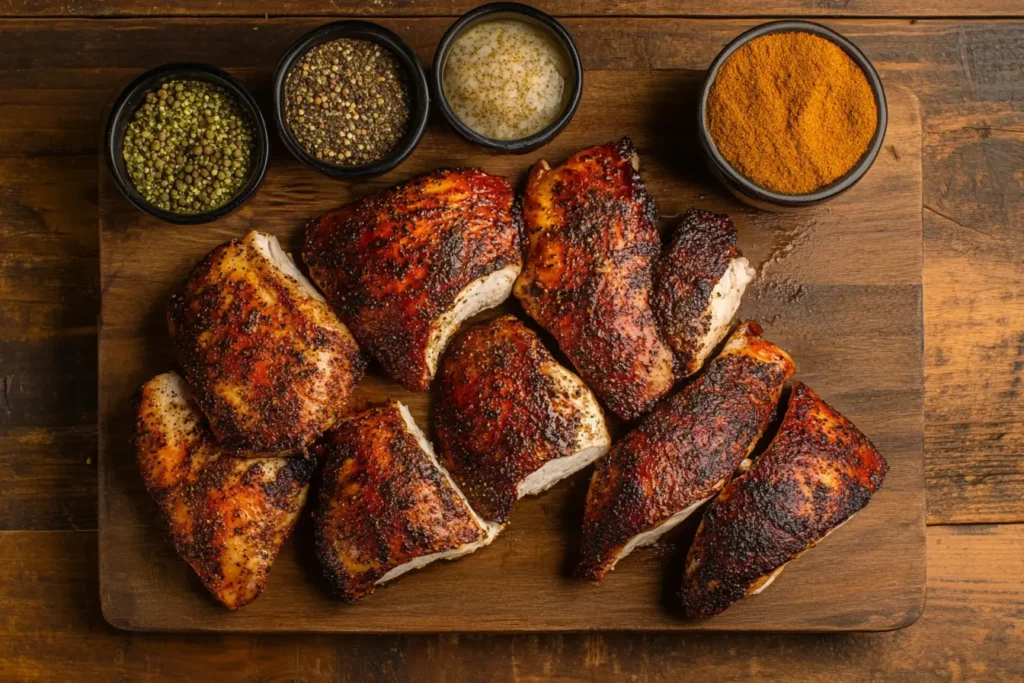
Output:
303,168,522,392
514,138,676,420
135,372,314,610
314,401,500,602
680,382,889,619
168,231,365,454
653,209,755,376
435,315,611,523
577,322,794,581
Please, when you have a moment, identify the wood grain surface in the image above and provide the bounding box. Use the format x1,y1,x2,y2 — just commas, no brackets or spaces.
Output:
1,10,1023,680
4,0,1024,17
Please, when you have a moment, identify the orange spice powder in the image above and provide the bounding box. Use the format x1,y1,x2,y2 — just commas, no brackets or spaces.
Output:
706,31,878,195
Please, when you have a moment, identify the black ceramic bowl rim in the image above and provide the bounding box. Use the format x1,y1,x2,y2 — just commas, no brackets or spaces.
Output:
272,21,430,179
431,2,584,152
698,20,888,207
104,63,270,225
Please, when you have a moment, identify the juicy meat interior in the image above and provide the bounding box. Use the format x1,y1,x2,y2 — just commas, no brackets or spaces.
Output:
303,168,522,392
680,381,889,620
167,230,365,454
134,372,314,610
435,315,611,523
513,137,676,420
653,209,755,376
577,321,795,581
314,401,499,602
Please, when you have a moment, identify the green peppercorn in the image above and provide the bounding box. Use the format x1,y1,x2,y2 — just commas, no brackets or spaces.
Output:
121,79,255,215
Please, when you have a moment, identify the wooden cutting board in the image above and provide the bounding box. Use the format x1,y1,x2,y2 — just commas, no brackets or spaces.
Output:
98,23,924,631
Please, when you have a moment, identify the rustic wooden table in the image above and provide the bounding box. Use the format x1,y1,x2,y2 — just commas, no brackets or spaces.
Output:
2,2,1022,681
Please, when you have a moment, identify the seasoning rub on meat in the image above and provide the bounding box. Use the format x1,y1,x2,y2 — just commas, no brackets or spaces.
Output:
435,315,611,524
168,230,364,455
653,209,755,377
681,382,888,619
514,137,675,420
304,168,522,392
135,372,314,610
314,401,500,602
577,322,794,581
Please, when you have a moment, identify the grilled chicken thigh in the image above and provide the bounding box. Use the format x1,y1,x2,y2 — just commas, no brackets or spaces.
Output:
514,138,676,420
680,382,888,619
135,372,314,610
168,231,364,454
577,322,794,581
653,209,755,376
314,401,500,602
303,169,522,392
435,315,611,523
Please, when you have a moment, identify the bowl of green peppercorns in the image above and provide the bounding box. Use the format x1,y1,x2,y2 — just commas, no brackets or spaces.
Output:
105,63,270,225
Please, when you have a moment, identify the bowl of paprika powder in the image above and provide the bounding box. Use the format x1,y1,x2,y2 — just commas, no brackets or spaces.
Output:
698,21,887,210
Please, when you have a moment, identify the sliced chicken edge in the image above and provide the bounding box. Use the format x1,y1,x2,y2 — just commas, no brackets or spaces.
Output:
424,264,521,380
516,360,612,499
136,371,310,610
600,490,719,577
742,511,858,598
245,230,328,303
375,402,502,586
689,256,756,372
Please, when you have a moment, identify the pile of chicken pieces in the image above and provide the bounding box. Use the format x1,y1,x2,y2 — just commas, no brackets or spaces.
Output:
135,138,888,617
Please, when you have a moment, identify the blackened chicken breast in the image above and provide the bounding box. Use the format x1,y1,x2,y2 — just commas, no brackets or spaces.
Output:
680,381,889,619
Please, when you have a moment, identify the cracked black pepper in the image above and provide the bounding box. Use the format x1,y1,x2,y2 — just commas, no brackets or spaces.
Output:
284,38,411,166
122,80,255,215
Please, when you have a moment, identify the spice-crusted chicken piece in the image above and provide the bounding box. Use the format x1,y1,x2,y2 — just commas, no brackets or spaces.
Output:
168,231,364,455
314,401,500,602
680,382,889,620
513,137,676,420
135,372,315,610
435,315,611,524
576,322,794,581
653,209,755,376
303,168,522,392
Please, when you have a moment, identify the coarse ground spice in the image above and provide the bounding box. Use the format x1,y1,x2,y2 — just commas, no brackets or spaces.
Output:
706,31,878,195
284,38,410,166
122,80,254,214
442,19,568,140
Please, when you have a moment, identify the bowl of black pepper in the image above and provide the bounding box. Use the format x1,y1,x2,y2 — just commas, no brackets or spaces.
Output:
273,21,430,179
105,63,270,225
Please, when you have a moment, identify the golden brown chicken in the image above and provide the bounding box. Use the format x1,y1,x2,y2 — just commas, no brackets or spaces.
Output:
514,138,675,420
680,382,889,619
577,322,795,581
653,209,755,376
314,401,500,602
135,372,314,610
168,231,364,454
435,315,611,523
303,168,522,392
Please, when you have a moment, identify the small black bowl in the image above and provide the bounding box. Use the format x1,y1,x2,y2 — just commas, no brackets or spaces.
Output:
105,63,270,225
698,20,888,211
432,2,583,153
273,21,430,180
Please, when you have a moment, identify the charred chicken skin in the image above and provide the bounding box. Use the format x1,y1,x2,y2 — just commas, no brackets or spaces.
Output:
435,315,611,523
653,209,755,376
314,401,499,602
303,168,522,392
577,322,795,581
135,372,315,610
514,138,676,420
680,382,889,619
168,231,365,455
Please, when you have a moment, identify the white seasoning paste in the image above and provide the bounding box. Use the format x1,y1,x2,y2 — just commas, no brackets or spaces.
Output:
443,19,569,140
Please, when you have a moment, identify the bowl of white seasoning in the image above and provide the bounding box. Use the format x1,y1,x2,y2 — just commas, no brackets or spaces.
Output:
431,2,583,153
